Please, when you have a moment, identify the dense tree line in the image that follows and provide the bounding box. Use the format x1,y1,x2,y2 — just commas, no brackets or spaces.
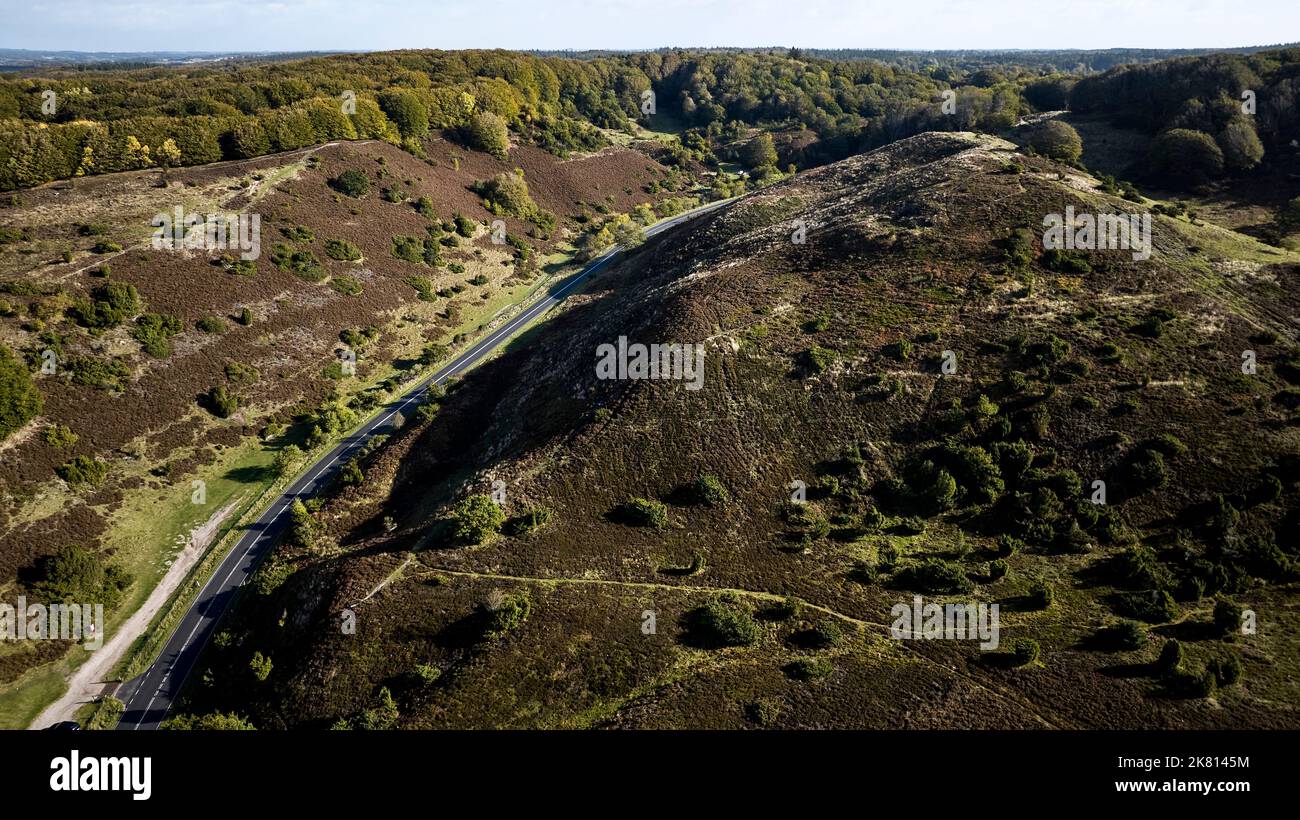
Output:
6,47,1299,191
1069,50,1300,185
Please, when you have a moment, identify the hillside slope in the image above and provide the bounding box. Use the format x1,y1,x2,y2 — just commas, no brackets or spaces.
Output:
0,131,695,718
174,131,1300,730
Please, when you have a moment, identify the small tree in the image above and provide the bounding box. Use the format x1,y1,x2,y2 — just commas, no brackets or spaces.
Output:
330,169,371,198
452,493,505,543
207,385,238,418
1149,129,1224,186
1027,120,1083,163
463,111,510,159
249,651,272,682
622,497,668,528
741,133,778,169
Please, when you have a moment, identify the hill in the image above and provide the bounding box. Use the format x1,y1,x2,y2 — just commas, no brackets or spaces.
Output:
169,132,1300,729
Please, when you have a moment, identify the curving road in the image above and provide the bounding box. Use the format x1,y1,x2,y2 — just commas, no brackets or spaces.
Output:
112,197,732,730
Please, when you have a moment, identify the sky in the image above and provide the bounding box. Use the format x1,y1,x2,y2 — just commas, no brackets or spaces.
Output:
1,0,1297,53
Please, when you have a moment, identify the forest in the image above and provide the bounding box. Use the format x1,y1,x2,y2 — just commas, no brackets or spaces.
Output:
2,47,1300,199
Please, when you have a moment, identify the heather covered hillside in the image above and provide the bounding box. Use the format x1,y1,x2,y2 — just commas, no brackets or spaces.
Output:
172,132,1300,729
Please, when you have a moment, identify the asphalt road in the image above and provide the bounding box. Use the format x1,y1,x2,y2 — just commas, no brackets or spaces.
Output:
112,198,731,730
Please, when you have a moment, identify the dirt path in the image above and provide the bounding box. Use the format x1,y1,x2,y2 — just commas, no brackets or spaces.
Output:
30,498,241,728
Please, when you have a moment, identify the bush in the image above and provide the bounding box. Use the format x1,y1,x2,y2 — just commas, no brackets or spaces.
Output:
785,657,833,680
268,244,326,281
893,558,972,594
482,591,531,638
249,651,272,682
473,171,537,219
56,455,108,486
0,344,42,441
131,313,183,357
800,346,836,374
683,598,760,648
1149,129,1224,186
196,315,227,334
1213,597,1242,636
31,544,129,603
463,111,510,159
206,385,239,418
67,356,131,391
43,424,78,448
451,494,505,543
70,281,140,329
324,238,362,261
1027,120,1083,163
1108,620,1148,651
1027,580,1054,609
688,475,728,506
224,361,260,385
621,497,668,528
1116,589,1179,623
330,169,371,197
506,506,553,535
1218,118,1264,172
884,338,913,360
1010,638,1040,666
330,275,363,296
1207,653,1242,687
1155,638,1183,675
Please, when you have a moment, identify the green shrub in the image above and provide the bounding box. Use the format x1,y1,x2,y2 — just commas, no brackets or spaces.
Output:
0,344,42,441
884,338,913,360
67,356,131,391
70,281,140,329
1213,598,1242,636
463,111,510,159
894,558,972,594
330,275,363,296
249,651,273,682
31,544,130,603
683,598,760,648
800,346,835,374
1116,589,1179,623
621,497,668,528
324,238,362,261
785,657,832,680
330,169,371,197
1027,120,1083,163
1155,638,1183,675
1207,653,1242,687
281,225,314,242
43,424,78,448
270,246,326,282
482,591,531,638
224,361,260,385
206,385,238,418
56,455,108,486
688,475,728,506
1010,637,1040,666
506,507,553,535
196,315,227,334
1027,580,1054,609
452,494,505,543
405,276,435,301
